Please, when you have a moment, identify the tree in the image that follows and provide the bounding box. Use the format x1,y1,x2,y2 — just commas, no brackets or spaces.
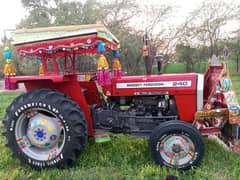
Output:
16,0,143,74
97,0,142,74
227,39,240,72
179,0,238,56
175,44,197,72
51,0,104,25
100,0,139,30
18,0,52,28
122,3,177,73
18,0,103,27
138,4,176,55
15,0,178,74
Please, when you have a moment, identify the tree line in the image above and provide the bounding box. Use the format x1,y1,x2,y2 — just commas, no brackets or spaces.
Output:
1,0,240,76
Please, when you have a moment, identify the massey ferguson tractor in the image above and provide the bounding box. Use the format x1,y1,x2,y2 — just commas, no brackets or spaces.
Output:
2,24,240,170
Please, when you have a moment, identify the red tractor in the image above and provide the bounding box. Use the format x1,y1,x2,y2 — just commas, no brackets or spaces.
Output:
2,24,240,170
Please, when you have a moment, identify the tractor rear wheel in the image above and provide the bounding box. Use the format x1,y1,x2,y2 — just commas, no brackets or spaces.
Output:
149,120,205,170
2,89,87,168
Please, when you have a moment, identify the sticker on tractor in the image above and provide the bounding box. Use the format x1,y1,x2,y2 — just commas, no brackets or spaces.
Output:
116,80,192,89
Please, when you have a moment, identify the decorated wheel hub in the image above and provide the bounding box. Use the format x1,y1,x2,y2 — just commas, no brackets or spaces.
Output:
27,114,61,149
159,134,196,166
15,108,65,161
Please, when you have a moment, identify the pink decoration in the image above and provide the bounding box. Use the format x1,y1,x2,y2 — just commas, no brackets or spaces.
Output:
113,70,122,77
4,76,19,90
104,70,111,85
4,76,10,90
97,70,104,86
10,81,18,90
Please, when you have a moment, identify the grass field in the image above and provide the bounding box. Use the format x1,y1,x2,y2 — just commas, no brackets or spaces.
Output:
1,74,240,179
160,60,238,74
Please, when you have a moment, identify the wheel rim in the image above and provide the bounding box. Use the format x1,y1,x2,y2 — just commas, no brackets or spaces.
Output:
15,107,65,161
159,133,196,167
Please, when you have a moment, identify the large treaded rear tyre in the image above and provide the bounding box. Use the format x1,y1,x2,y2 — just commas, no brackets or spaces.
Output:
2,89,88,168
149,120,205,170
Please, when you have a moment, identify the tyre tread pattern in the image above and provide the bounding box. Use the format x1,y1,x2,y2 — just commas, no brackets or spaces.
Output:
2,89,88,168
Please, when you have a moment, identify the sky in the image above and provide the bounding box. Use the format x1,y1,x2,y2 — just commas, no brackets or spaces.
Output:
0,0,238,39
0,0,25,38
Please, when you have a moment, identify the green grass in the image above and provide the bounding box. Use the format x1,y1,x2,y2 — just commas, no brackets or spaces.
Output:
163,63,187,73
1,75,240,179
161,60,239,74
162,62,208,74
231,74,240,97
0,92,22,118
193,62,208,73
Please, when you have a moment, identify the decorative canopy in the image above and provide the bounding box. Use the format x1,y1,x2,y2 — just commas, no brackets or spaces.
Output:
12,24,120,57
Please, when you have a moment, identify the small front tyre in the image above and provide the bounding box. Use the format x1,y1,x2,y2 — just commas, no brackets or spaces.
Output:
2,89,88,168
149,120,205,170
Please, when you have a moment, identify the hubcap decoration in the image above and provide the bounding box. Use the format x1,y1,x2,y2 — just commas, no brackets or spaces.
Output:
159,134,196,167
27,114,61,148
15,108,65,161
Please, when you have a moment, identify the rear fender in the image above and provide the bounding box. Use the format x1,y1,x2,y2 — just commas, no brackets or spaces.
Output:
11,75,94,136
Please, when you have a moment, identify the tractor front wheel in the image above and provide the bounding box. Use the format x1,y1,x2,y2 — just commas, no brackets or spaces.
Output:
149,120,205,170
2,89,88,168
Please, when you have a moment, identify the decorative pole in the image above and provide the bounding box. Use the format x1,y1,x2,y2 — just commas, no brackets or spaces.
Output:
112,50,122,77
3,47,18,90
97,42,110,86
142,31,152,75
37,57,44,76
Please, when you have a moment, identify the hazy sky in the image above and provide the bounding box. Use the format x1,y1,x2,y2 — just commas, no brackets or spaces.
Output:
0,0,25,34
0,0,238,38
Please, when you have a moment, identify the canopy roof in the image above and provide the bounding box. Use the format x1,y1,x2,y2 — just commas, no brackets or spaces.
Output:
12,24,120,56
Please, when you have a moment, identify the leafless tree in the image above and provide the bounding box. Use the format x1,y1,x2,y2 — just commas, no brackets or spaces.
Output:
179,0,238,56
130,3,180,71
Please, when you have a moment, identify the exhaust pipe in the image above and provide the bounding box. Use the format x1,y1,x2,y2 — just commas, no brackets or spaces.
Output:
142,32,152,75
